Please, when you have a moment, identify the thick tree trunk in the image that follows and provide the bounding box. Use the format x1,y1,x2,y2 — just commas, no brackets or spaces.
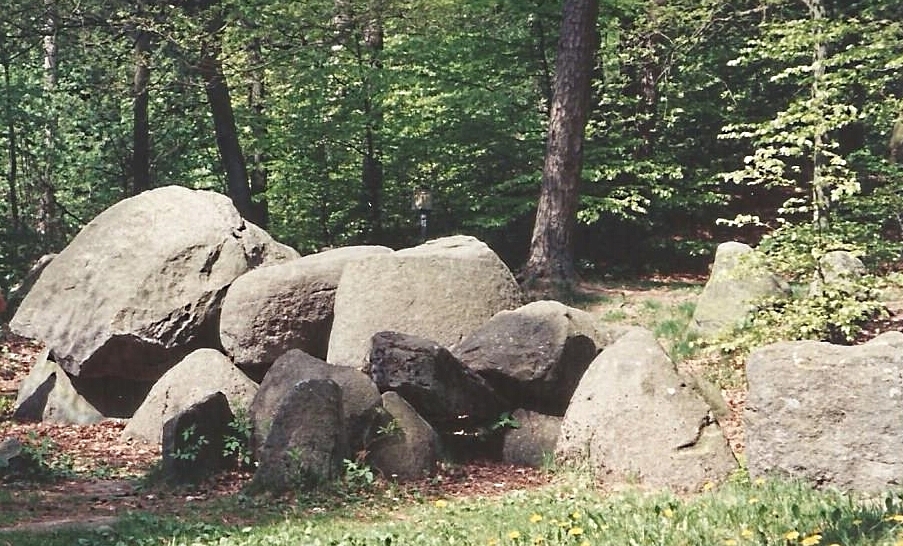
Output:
197,13,257,225
132,24,151,195
521,0,599,293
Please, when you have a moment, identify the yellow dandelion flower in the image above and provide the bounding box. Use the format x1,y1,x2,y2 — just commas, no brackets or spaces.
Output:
488,540,498,546
888,514,903,523
753,477,766,486
508,530,521,540
784,530,800,541
571,510,582,520
568,527,584,536
434,499,448,508
702,481,715,491
801,534,821,546
724,539,738,546
852,519,862,526
530,513,543,523
662,508,674,519
741,528,754,538
748,497,759,504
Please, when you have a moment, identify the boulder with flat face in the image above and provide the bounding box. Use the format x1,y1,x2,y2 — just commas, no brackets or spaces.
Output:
220,245,392,376
10,185,297,382
745,332,903,493
327,235,523,368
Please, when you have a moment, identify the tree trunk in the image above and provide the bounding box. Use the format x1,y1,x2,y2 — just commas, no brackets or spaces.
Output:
3,58,18,234
39,0,60,245
521,0,599,294
132,20,151,195
247,36,268,228
803,0,829,230
197,12,257,225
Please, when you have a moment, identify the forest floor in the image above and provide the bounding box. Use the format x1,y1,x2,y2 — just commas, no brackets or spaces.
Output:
1,276,901,535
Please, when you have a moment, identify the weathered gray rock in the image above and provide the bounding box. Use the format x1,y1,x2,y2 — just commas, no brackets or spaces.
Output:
220,245,392,375
252,379,347,492
691,241,790,336
10,185,298,381
13,349,104,425
327,235,523,368
502,409,561,468
745,332,903,492
364,331,509,432
556,329,737,491
809,250,868,296
6,253,55,318
0,437,31,478
454,300,610,416
368,391,441,481
161,392,234,483
249,349,381,455
122,349,258,444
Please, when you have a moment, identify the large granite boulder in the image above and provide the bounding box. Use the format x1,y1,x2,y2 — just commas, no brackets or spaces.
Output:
251,379,347,492
690,241,790,336
327,235,523,368
10,186,298,381
556,329,737,491
220,245,392,377
122,349,258,444
501,409,561,468
161,391,234,483
13,349,104,425
453,300,612,416
249,349,381,454
364,331,509,432
745,332,903,492
367,391,441,482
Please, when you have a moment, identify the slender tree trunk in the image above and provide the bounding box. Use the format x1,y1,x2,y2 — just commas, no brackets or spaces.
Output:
247,36,268,228
197,11,257,225
803,0,829,230
39,0,60,245
361,0,384,242
521,0,599,293
3,58,18,234
132,22,151,195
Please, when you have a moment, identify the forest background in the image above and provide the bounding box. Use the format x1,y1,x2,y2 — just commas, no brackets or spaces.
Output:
1,0,902,294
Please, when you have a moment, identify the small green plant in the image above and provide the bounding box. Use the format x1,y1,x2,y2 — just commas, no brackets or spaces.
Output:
489,411,520,432
13,432,76,480
0,395,13,418
376,417,401,438
222,407,255,470
170,424,209,462
342,458,375,489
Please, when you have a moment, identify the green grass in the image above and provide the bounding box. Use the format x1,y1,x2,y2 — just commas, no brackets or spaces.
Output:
3,473,903,546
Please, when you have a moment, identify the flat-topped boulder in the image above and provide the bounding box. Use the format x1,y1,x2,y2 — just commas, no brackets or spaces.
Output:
326,235,523,368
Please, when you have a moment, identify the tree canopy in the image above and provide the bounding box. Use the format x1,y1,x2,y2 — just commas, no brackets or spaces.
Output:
1,0,901,291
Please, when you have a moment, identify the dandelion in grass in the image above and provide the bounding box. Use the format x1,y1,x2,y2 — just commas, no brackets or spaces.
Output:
568,527,584,536
852,519,862,526
434,499,448,508
886,514,903,523
753,477,766,486
740,528,754,539
801,533,821,546
662,507,674,519
723,539,738,546
748,497,759,504
488,539,498,546
508,530,521,540
784,530,800,541
702,481,715,492
571,510,582,520
579,541,590,546
530,513,543,524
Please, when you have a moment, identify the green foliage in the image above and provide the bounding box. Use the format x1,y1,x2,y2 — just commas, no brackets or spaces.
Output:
10,432,76,481
222,407,255,470
170,425,209,463
341,458,376,490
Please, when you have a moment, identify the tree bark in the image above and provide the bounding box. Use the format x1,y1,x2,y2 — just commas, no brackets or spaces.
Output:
247,35,268,228
39,0,60,245
132,18,151,195
802,0,829,230
521,0,599,293
197,11,257,225
3,58,18,234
